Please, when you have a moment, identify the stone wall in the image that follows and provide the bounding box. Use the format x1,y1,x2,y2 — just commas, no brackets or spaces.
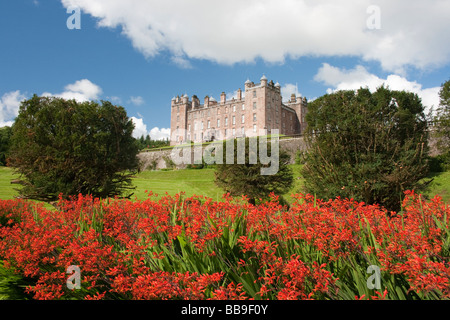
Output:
138,136,308,171
138,135,441,171
138,149,177,171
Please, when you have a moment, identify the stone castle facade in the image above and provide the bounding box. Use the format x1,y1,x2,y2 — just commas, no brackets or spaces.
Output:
170,76,308,145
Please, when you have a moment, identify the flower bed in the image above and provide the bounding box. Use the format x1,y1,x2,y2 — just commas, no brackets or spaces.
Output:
0,191,449,300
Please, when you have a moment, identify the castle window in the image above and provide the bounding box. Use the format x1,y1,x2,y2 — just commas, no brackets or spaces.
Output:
224,129,227,137
241,127,245,135
241,114,245,124
225,117,228,126
232,116,236,125
253,91,256,98
242,104,245,110
201,122,204,130
232,128,236,136
188,124,191,132
233,105,236,112
207,120,210,129
253,113,257,122
253,102,256,109
217,119,220,128
253,124,257,133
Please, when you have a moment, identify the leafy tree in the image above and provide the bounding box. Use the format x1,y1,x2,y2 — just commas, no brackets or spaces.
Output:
0,126,12,166
9,95,139,201
301,86,430,212
135,134,169,150
214,137,293,205
433,79,450,162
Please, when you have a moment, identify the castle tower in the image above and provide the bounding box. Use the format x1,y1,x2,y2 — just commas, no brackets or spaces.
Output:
285,93,308,134
170,94,191,145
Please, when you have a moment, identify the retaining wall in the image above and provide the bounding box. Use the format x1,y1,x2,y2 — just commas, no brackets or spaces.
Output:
137,137,308,171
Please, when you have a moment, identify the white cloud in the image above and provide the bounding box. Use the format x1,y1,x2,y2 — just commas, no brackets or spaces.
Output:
281,83,302,102
130,116,170,140
130,117,148,138
314,63,441,113
42,79,102,102
149,127,171,141
0,91,27,127
60,0,450,72
129,96,145,106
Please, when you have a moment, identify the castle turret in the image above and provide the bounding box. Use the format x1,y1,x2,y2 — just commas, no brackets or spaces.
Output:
260,75,268,87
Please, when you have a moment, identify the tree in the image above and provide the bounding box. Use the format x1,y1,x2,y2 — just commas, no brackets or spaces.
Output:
301,86,430,212
0,126,12,166
433,79,450,159
9,95,140,201
214,137,293,205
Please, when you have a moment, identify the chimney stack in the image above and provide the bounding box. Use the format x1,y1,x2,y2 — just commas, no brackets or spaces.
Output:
220,92,226,104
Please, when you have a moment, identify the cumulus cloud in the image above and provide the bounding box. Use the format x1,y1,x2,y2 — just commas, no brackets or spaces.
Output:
42,79,102,102
0,91,27,127
60,0,450,72
314,63,441,113
130,116,170,140
130,117,148,138
149,127,171,141
281,83,302,102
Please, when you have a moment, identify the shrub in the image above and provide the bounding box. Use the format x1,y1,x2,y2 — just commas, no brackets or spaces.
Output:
8,96,139,201
302,87,431,212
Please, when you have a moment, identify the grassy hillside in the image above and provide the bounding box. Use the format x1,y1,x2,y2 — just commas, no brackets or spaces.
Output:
0,165,448,204
0,167,19,200
131,168,225,201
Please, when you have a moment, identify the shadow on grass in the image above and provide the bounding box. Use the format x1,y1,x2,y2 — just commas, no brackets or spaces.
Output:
0,262,33,300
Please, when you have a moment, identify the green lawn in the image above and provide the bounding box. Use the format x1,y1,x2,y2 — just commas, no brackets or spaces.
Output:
0,167,20,200
0,165,449,204
131,168,225,201
427,171,450,203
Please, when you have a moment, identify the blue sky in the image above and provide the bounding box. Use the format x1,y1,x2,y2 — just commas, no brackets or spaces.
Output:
0,0,449,139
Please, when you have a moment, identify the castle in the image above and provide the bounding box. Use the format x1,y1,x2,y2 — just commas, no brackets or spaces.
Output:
170,76,308,145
